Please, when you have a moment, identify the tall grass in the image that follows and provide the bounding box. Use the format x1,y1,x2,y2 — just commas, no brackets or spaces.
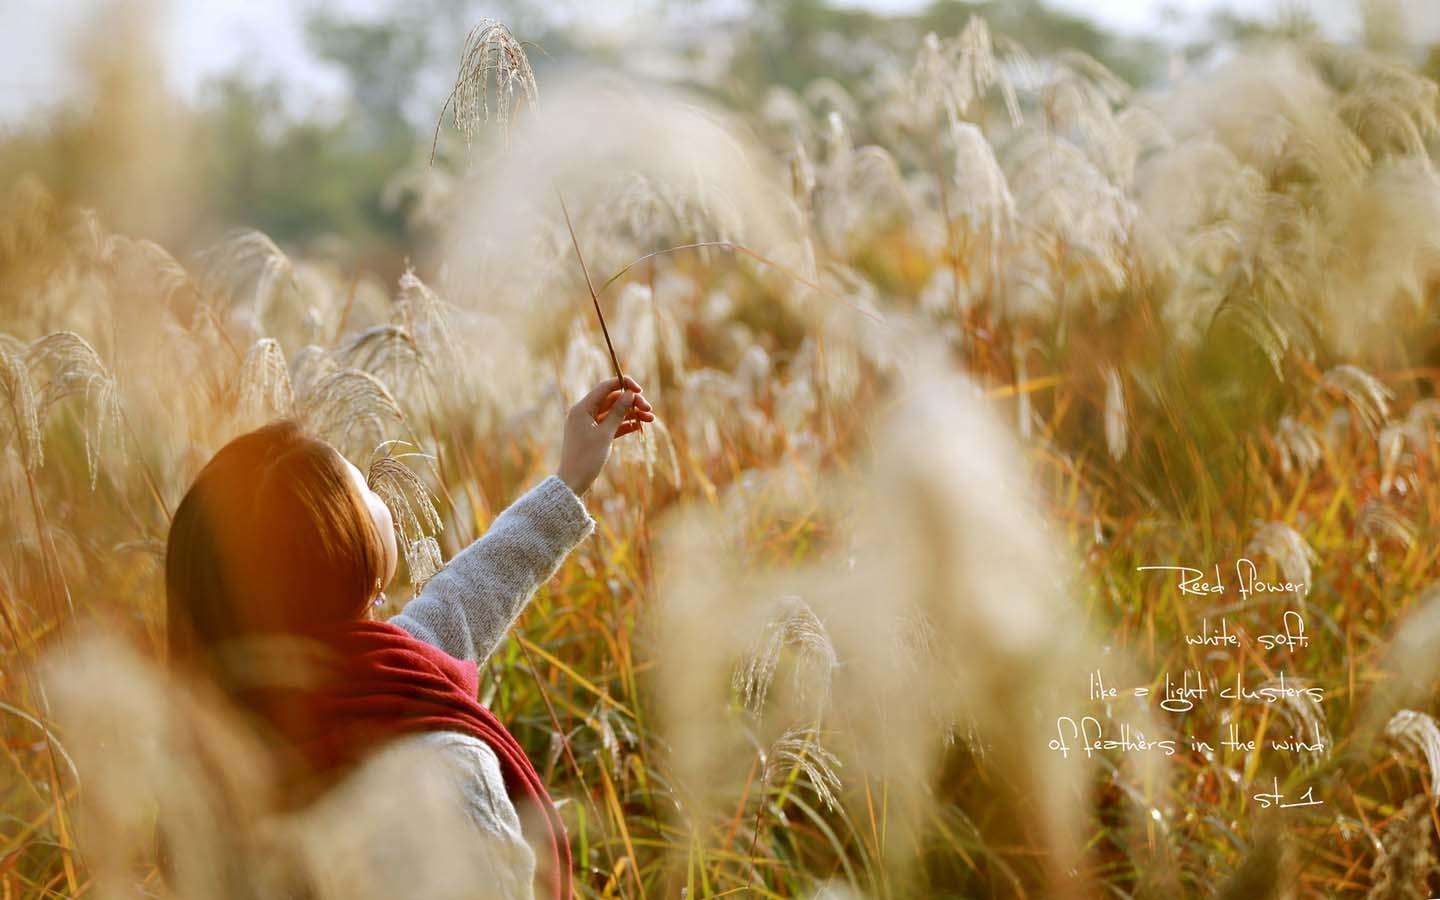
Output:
5,12,1440,899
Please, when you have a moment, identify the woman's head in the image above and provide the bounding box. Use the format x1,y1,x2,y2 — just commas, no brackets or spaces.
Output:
166,421,397,660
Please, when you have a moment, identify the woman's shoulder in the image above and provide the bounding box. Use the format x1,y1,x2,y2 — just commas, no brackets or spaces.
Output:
389,730,505,782
396,729,499,755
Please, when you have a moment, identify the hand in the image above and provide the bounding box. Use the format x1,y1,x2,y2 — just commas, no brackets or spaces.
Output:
557,376,655,495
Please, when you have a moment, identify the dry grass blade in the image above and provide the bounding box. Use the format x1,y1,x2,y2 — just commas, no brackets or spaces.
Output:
557,190,626,385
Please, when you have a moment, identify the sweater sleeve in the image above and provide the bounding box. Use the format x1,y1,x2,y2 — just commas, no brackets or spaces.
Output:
389,475,595,664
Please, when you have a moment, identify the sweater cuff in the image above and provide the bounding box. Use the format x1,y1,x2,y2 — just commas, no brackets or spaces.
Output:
527,475,596,546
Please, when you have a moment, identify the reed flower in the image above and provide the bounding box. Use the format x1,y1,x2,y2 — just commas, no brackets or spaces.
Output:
446,20,537,142
300,368,406,459
367,454,444,590
1244,522,1317,597
1384,710,1440,801
27,330,123,486
235,337,295,427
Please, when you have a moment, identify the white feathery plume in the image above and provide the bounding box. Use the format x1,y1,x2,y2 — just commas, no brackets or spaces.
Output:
1385,710,1440,800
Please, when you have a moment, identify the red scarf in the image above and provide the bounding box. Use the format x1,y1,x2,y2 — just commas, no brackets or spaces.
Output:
245,619,572,900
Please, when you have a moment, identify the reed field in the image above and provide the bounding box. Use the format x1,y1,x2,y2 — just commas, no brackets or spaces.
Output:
8,7,1440,898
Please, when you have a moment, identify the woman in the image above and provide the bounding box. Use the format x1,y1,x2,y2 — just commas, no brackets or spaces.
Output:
165,376,654,900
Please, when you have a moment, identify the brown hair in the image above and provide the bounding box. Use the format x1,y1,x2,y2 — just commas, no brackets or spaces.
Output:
166,420,387,667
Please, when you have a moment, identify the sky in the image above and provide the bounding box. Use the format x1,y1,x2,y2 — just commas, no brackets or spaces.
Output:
0,0,1414,126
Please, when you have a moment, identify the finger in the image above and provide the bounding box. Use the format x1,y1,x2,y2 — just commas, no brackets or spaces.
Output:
593,390,622,420
614,420,643,438
616,403,653,422
602,391,637,436
605,376,643,398
599,389,654,420
578,377,630,415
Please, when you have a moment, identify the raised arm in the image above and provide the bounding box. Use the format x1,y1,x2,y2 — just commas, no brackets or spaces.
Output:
390,476,593,663
389,376,652,663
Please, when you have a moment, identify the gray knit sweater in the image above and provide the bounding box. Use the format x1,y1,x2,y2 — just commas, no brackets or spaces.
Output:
385,475,595,900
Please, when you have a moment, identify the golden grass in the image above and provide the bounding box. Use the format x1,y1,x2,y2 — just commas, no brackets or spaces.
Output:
5,13,1440,899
